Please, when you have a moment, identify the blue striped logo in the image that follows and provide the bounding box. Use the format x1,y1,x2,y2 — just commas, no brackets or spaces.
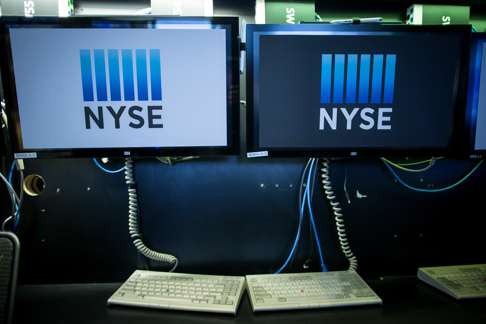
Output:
79,49,163,102
320,54,397,105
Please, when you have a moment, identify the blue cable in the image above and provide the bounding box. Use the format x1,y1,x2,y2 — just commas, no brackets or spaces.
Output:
275,160,313,274
8,160,15,184
306,160,328,272
384,160,483,193
92,158,125,174
275,158,329,273
13,206,20,230
7,160,20,231
274,184,307,274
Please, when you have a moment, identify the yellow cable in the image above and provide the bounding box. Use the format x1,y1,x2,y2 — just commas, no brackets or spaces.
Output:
381,157,437,173
395,157,444,166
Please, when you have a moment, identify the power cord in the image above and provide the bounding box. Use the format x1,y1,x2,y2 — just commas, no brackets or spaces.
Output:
320,159,358,272
124,158,178,271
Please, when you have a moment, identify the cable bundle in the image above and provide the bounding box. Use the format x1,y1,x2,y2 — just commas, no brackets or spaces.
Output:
1,160,23,232
275,158,328,273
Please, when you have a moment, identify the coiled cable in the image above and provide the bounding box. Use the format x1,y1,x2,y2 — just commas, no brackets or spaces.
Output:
125,158,178,272
320,159,358,272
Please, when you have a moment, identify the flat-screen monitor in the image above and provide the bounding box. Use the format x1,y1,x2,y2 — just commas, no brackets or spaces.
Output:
466,33,486,157
0,17,239,158
246,24,471,157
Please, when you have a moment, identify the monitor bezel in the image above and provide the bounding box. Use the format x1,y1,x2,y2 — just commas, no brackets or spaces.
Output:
0,16,240,158
246,23,472,158
466,32,486,159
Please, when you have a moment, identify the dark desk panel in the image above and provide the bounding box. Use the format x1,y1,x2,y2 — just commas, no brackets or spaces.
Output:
13,276,486,324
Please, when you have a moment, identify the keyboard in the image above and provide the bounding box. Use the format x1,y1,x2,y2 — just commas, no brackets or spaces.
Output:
108,270,246,314
246,271,382,312
418,264,486,299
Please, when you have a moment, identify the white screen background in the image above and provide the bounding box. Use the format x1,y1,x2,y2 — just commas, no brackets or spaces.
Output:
9,27,228,149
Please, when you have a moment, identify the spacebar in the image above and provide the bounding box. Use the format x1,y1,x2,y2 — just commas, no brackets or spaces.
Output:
262,296,364,304
116,295,207,305
142,296,212,305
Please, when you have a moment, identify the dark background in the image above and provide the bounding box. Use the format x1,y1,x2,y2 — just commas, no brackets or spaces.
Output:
0,0,486,286
8,156,486,284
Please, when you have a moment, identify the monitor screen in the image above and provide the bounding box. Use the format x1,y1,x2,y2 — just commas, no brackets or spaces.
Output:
467,33,486,155
0,17,239,158
246,24,470,157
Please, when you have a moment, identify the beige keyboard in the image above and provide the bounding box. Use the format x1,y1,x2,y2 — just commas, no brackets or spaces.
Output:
108,270,246,314
418,264,486,299
246,271,382,312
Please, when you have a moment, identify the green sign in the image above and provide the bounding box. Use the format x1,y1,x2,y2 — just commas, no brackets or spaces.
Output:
264,0,316,24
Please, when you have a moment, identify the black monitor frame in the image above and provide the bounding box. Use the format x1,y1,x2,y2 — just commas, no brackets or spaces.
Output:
466,32,486,159
0,16,240,158
246,23,472,158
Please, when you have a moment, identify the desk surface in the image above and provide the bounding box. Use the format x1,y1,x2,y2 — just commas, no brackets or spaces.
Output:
14,276,486,324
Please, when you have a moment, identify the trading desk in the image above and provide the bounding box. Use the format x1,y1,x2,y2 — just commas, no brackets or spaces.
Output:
14,276,485,324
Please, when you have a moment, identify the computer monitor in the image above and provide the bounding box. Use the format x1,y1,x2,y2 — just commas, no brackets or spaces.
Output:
466,33,486,158
246,24,471,157
0,17,239,158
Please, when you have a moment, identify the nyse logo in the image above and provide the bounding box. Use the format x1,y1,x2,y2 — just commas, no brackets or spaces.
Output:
80,49,164,130
319,53,397,131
